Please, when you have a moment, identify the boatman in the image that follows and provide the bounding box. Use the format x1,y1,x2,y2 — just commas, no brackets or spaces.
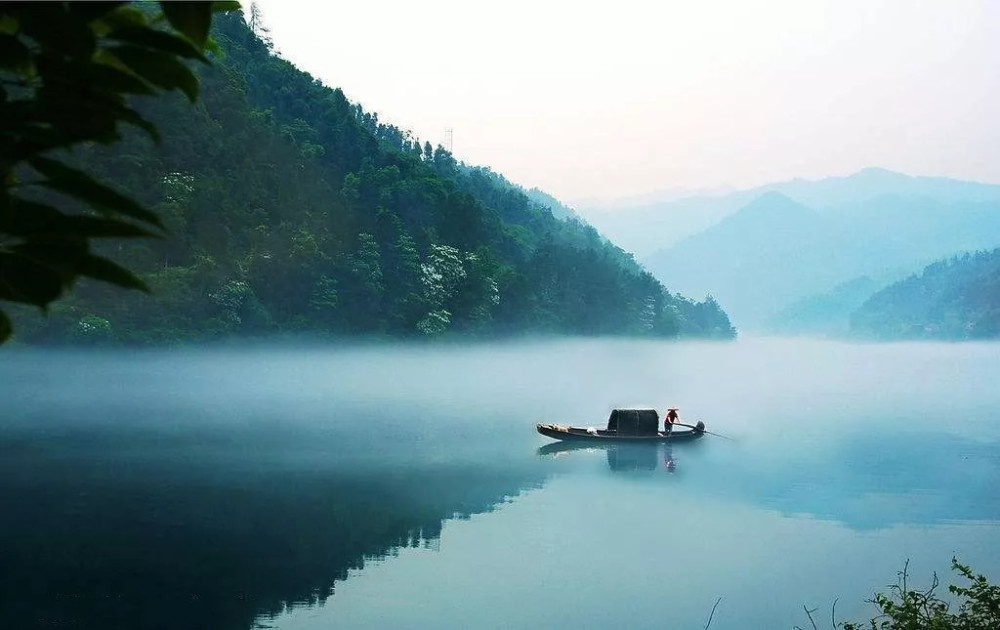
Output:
664,408,679,433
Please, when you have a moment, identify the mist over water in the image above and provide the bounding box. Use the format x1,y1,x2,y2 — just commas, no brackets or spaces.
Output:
2,338,999,629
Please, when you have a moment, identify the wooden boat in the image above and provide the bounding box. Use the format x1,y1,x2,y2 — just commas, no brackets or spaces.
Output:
536,408,706,443
536,423,705,443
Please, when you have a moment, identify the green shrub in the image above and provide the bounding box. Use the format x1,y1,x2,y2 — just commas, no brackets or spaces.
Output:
805,559,1000,630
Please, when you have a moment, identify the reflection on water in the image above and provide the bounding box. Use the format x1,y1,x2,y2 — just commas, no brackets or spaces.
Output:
1,339,999,630
0,426,550,630
538,429,1000,528
538,441,681,473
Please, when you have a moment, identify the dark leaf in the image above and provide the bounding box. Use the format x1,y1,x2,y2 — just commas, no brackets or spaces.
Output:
0,199,70,233
110,45,199,101
86,62,157,95
65,216,158,238
0,15,19,37
106,27,207,62
28,156,164,227
118,106,160,141
0,251,66,306
0,309,11,343
212,2,243,13
78,254,149,292
98,6,149,31
17,5,97,59
68,2,129,23
159,2,213,49
14,235,90,273
204,38,222,55
3,200,158,238
0,34,31,72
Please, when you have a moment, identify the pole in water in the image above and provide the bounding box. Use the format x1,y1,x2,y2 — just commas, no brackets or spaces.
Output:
675,421,735,441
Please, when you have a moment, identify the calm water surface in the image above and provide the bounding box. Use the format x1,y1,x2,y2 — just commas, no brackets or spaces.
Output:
1,338,998,629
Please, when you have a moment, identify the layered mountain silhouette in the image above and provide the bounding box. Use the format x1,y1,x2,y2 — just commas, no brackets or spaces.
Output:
633,169,1000,330
584,168,1000,259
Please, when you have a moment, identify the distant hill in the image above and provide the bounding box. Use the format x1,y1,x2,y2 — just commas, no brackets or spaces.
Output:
766,276,886,336
644,193,848,326
11,13,735,344
762,167,1000,209
580,195,751,259
850,249,1000,339
640,174,1000,330
581,168,1000,259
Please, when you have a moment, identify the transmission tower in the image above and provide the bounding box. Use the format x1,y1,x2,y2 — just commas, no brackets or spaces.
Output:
444,127,454,153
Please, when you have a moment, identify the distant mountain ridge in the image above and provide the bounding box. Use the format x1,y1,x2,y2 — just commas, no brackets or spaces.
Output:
760,167,1000,209
637,171,1000,330
646,192,848,326
582,168,1000,258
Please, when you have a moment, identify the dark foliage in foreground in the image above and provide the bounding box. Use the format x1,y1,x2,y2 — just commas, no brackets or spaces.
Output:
0,2,238,343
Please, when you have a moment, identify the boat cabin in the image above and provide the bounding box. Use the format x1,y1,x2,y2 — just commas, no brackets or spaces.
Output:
606,408,660,436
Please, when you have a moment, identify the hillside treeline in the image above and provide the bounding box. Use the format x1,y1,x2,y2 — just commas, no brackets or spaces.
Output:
850,248,1000,339
13,13,733,344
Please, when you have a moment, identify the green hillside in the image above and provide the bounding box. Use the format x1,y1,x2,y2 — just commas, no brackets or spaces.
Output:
850,249,1000,339
11,13,733,344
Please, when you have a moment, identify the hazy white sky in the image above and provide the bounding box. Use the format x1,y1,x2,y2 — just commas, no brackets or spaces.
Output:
252,0,1000,204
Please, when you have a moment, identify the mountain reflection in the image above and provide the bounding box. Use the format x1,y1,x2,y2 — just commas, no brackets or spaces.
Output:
733,430,1000,530
0,425,549,630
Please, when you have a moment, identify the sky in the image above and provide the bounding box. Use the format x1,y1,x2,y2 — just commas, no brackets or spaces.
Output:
250,0,1000,206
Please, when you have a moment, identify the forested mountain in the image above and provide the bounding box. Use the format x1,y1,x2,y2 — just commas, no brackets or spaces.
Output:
582,168,1000,259
850,249,1000,339
643,185,1000,330
11,13,733,344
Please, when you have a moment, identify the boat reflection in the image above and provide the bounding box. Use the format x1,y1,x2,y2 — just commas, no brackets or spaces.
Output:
608,443,661,472
537,441,683,473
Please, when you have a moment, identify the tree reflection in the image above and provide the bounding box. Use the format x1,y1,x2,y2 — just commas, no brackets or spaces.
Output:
0,432,549,630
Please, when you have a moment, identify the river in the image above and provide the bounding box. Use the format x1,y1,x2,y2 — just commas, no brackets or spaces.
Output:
1,338,998,629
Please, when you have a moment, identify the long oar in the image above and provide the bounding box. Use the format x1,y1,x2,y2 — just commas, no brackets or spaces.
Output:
674,421,735,441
